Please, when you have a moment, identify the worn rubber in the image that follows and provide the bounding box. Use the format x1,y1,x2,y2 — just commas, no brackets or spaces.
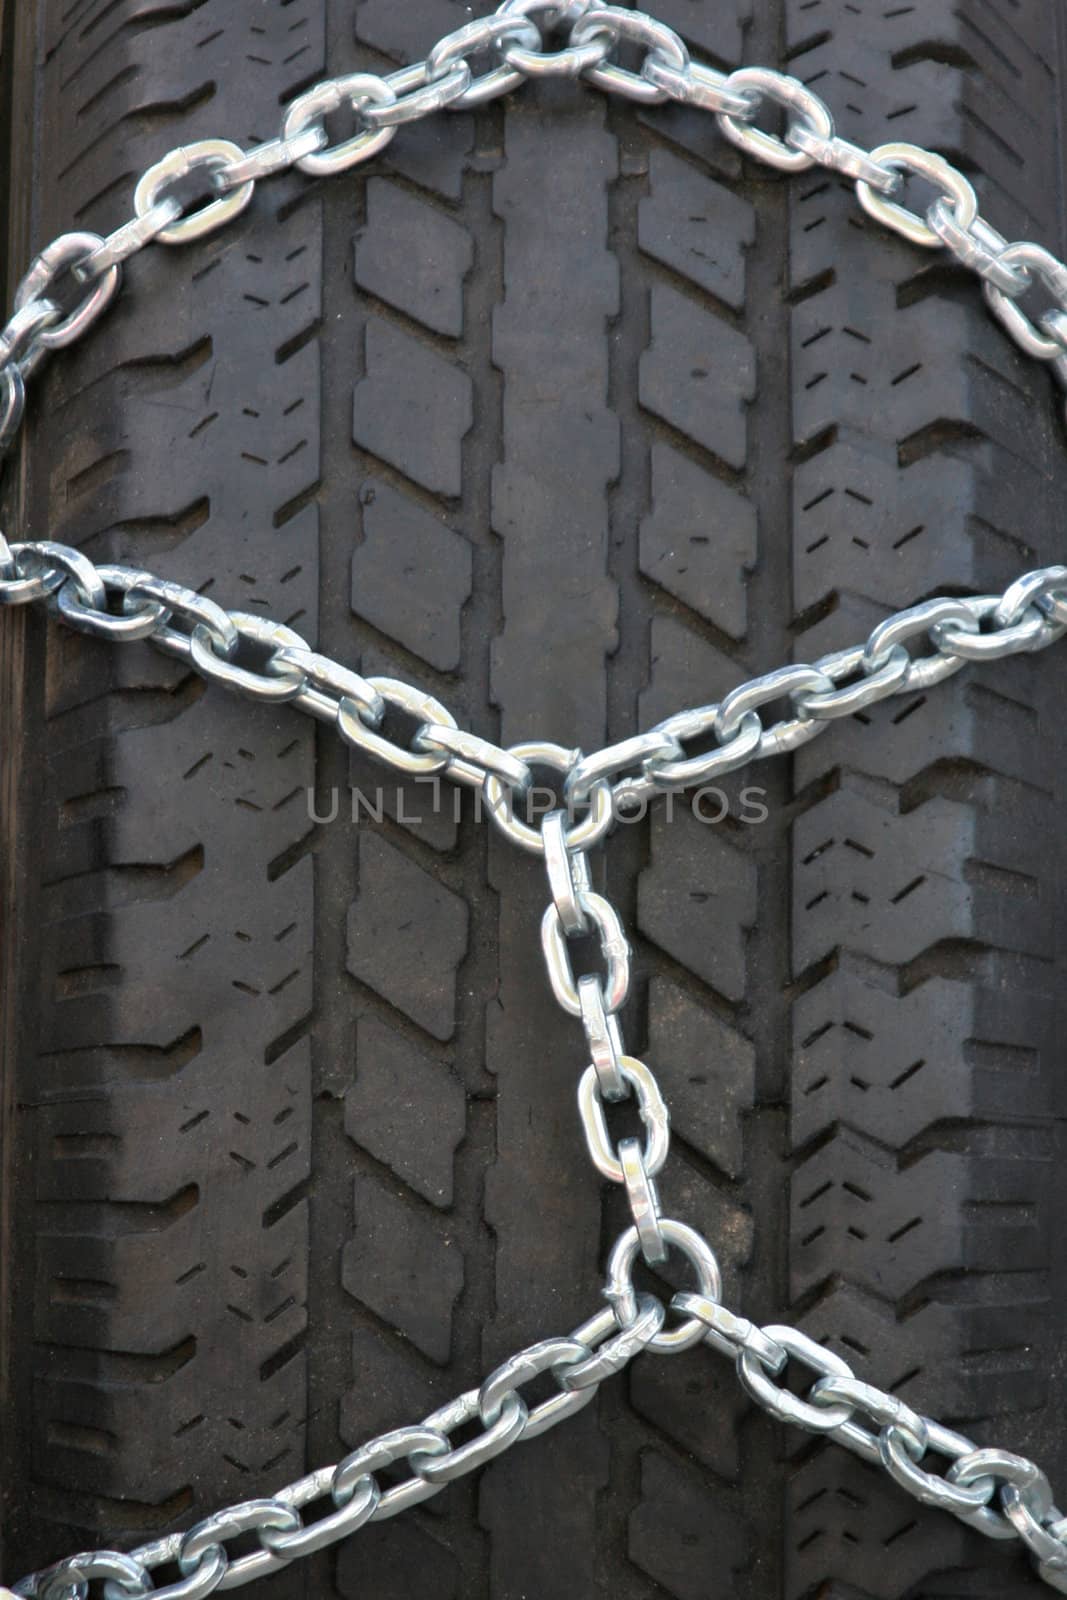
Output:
2,2,1067,1597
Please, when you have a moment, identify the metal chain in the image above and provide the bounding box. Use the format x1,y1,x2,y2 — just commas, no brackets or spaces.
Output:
540,808,673,1264
678,1296,1067,1592
5,0,1067,1593
11,1295,669,1600
4,532,1066,839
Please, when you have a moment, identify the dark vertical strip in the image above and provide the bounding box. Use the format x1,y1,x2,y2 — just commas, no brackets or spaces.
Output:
481,93,619,1599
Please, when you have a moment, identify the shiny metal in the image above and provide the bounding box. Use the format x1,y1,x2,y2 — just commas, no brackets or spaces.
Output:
641,57,754,117
337,678,458,776
737,1325,855,1432
862,595,979,671
410,1389,526,1484
75,200,185,278
218,128,329,187
13,232,120,349
998,565,1067,629
949,1449,1059,1554
17,542,107,611
412,722,533,791
565,728,681,802
984,240,1067,361
257,1475,379,1560
36,1552,148,1600
671,1292,787,1372
716,662,835,754
855,142,978,249
281,75,398,176
933,593,1062,660
541,889,631,1016
477,1336,594,1440
189,613,309,703
809,1374,929,1467
1040,1524,1067,1595
497,0,608,81
643,703,762,791
604,1218,722,1353
926,204,1030,295
571,6,689,105
0,365,25,459
56,565,168,641
334,1426,448,1520
16,1295,664,1598
269,645,385,727
176,1501,299,1590
542,810,592,934
483,740,613,853
134,140,255,245
0,538,67,605
791,640,911,719
362,61,474,129
618,1136,667,1264
500,27,610,80
0,297,61,366
880,1420,998,1515
718,68,835,173
560,1295,666,1389
785,125,902,192
578,972,626,1101
126,575,239,662
577,1055,670,1184
425,15,542,108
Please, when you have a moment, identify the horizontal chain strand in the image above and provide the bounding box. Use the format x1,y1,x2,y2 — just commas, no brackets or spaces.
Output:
3,535,1065,832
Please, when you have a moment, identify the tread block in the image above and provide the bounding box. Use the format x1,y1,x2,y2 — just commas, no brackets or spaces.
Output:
792,968,1053,1150
342,1172,464,1364
353,317,473,497
640,282,754,470
356,178,473,338
647,976,755,1179
490,101,620,750
637,806,757,1003
637,612,739,731
640,442,757,641
346,832,469,1041
336,1517,460,1600
347,1015,466,1208
638,148,755,309
629,1449,747,1600
352,477,473,672
785,1446,973,1600
791,1129,1050,1301
341,1326,446,1446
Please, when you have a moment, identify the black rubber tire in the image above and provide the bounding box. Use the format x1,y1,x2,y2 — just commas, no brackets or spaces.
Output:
2,3,1067,1597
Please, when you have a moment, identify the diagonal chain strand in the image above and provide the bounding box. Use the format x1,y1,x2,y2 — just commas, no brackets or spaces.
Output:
3,1,1067,1594
2,534,1066,849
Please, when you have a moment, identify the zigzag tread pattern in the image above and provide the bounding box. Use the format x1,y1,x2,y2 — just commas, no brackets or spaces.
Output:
784,0,1067,1594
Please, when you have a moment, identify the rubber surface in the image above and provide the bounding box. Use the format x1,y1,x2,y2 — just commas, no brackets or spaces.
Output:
2,2,1067,1597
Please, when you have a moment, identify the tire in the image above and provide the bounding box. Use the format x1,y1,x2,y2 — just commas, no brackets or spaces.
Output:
2,3,1066,1598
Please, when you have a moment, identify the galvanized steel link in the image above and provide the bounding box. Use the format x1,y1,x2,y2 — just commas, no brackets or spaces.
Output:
541,888,631,1015
15,1297,667,1600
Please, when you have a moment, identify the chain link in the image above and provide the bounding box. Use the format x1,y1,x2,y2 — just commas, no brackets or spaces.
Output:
15,1297,666,1600
679,1290,1067,1581
2,0,1067,467
5,2,1067,1593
